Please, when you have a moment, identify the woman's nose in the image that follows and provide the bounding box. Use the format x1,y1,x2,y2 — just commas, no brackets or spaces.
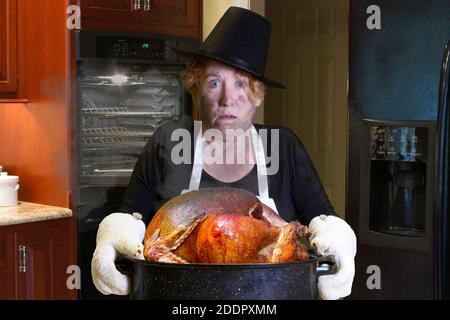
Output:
219,83,238,107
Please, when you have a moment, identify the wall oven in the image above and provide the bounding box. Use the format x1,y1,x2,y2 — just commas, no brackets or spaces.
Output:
75,31,197,299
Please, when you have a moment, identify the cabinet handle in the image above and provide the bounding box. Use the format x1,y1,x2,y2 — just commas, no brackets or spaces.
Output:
19,245,26,273
144,0,151,11
133,0,141,11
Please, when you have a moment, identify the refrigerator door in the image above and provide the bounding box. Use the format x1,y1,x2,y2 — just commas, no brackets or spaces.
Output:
436,41,450,299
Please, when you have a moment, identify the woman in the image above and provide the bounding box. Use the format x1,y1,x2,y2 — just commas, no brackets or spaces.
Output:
91,7,356,300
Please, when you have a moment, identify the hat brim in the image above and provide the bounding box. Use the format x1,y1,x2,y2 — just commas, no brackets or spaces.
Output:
172,47,286,89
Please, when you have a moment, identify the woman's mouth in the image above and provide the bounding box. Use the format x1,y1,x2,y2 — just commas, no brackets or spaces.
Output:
218,115,237,120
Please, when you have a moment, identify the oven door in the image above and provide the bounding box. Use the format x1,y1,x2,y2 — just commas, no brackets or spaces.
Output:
76,61,190,300
78,62,187,186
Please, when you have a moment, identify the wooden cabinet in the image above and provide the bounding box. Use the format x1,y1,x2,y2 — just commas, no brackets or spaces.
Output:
79,0,202,40
141,0,200,30
0,219,76,300
0,0,78,298
0,231,15,299
79,0,141,24
0,0,18,93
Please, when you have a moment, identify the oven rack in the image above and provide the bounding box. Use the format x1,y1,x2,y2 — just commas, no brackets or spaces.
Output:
81,141,147,151
82,127,153,139
80,175,131,187
80,80,180,88
81,106,176,118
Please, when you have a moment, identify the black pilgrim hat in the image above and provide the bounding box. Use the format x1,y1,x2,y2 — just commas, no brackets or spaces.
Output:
172,6,285,89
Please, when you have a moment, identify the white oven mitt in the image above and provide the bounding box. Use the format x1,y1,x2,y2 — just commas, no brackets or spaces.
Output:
91,212,146,295
309,214,357,300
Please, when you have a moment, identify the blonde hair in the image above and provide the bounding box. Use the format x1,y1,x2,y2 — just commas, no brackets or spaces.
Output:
180,57,266,110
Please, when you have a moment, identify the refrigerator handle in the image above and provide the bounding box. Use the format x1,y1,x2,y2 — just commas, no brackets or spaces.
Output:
435,40,450,299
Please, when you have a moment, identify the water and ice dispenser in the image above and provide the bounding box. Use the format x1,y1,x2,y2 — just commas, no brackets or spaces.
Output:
359,120,435,250
369,125,428,236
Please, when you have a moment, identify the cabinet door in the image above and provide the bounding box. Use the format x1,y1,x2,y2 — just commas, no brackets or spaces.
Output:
14,220,67,300
141,0,199,27
80,0,142,23
0,0,18,93
0,230,15,299
80,0,201,40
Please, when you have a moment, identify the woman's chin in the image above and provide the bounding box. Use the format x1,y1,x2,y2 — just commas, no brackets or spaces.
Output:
212,119,237,130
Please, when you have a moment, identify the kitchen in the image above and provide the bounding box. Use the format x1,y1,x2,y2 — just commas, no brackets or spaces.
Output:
0,0,449,301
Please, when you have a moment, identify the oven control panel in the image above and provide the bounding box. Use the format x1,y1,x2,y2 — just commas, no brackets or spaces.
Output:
76,31,198,62
97,36,170,60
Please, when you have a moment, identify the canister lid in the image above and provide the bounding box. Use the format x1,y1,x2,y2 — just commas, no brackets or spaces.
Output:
0,172,19,183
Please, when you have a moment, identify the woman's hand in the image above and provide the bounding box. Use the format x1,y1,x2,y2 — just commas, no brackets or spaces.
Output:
91,213,146,295
309,215,357,300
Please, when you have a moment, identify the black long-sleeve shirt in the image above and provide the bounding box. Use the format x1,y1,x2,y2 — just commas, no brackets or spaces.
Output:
119,117,336,226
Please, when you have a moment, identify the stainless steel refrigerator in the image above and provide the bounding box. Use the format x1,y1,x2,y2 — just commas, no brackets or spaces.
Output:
347,0,450,299
435,40,450,300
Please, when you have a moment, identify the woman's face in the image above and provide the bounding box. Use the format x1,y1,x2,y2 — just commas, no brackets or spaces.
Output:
199,60,260,135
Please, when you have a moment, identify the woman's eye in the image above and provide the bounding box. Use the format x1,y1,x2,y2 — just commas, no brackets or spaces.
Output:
208,79,221,88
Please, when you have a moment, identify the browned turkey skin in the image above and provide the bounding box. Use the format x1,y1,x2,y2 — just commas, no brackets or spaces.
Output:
144,187,310,264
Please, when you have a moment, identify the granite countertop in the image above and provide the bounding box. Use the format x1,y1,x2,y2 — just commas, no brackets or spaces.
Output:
0,202,72,226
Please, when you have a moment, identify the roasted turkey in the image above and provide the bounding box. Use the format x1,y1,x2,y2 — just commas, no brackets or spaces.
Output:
143,187,310,264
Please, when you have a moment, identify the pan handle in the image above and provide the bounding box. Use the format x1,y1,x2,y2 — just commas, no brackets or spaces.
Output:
316,255,337,277
115,258,134,277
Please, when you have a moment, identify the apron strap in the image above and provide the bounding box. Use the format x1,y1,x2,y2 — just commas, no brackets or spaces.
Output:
184,121,203,193
251,126,270,198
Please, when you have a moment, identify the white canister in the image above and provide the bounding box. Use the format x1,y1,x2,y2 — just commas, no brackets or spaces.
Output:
0,172,20,207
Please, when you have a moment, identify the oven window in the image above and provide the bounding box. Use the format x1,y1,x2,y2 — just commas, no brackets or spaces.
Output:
78,64,186,186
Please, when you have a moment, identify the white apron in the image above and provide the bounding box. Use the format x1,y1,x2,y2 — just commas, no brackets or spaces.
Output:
181,121,279,214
